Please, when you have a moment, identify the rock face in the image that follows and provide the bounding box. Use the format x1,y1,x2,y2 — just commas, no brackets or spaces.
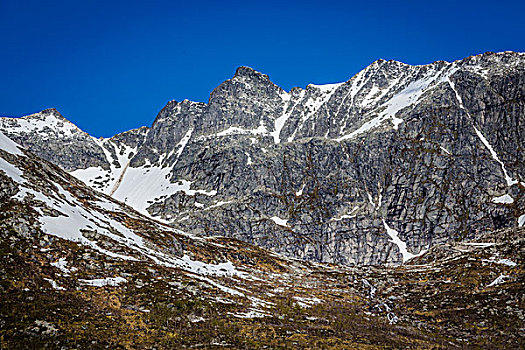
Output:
3,129,523,348
1,51,524,265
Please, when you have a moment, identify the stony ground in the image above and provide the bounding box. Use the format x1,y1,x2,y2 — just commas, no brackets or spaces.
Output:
2,199,523,349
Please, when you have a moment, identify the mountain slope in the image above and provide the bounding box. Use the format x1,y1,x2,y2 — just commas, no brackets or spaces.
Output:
1,132,524,348
1,51,524,265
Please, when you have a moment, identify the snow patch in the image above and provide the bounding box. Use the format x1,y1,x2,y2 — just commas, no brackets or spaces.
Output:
391,116,403,130
213,121,268,138
174,127,193,162
497,259,517,267
0,131,24,155
387,312,399,324
288,84,340,141
492,194,514,204
176,254,248,278
463,242,495,247
362,279,377,298
382,220,422,263
336,65,455,141
72,139,138,195
486,274,508,287
51,258,71,274
483,256,517,267
293,296,322,308
448,74,518,188
245,152,253,165
295,183,306,196
79,277,127,287
381,70,442,120
473,126,518,187
271,91,297,144
270,216,289,227
112,164,216,216
43,278,65,291
228,309,269,318
204,200,233,211
331,206,359,221
0,158,25,183
336,115,389,142
440,146,451,155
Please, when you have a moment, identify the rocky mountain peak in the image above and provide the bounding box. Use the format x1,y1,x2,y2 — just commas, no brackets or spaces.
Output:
20,108,77,129
27,107,63,118
1,51,524,267
233,65,271,82
0,108,111,172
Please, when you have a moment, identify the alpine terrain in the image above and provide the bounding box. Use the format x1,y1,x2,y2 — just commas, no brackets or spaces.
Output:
0,51,524,348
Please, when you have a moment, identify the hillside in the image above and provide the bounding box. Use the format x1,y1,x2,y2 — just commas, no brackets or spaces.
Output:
1,127,524,347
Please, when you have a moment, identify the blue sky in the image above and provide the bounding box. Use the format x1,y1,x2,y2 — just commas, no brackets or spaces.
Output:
1,0,524,137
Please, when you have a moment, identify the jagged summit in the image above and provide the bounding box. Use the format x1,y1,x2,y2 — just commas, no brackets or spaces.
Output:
25,107,63,118
16,108,76,128
11,50,522,140
233,65,271,81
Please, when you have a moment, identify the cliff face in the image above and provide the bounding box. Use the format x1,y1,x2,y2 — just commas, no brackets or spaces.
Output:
2,51,524,265
2,128,524,348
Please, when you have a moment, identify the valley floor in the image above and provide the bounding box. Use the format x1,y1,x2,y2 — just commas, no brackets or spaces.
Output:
1,219,523,349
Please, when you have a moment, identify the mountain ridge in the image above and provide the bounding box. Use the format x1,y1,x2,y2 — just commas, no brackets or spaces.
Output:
8,50,523,140
1,50,524,265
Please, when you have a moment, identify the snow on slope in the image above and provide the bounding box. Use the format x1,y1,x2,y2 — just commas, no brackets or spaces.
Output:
336,63,457,142
447,76,520,188
0,110,80,138
112,163,217,216
288,83,342,142
174,127,193,161
380,66,455,121
4,59,523,235
333,67,370,127
65,123,219,220
0,110,145,196
271,90,303,144
0,131,24,156
382,220,427,263
0,131,252,290
473,126,518,187
71,138,138,195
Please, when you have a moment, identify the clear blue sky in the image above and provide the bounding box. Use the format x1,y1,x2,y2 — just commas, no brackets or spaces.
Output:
1,0,524,137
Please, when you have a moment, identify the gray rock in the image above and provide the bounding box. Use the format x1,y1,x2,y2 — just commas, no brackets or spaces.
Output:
1,51,524,265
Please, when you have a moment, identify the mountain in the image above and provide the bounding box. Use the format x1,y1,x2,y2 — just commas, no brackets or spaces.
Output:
1,51,524,267
1,129,524,348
